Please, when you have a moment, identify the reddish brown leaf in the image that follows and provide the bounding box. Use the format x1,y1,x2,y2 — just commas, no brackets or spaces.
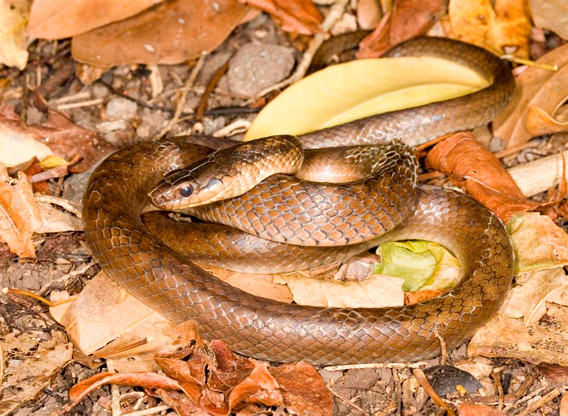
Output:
172,320,206,350
537,363,568,383
270,362,333,416
239,0,323,35
425,132,539,221
72,0,256,66
208,340,256,392
229,362,283,409
358,0,445,58
0,104,115,173
0,164,42,257
69,372,183,404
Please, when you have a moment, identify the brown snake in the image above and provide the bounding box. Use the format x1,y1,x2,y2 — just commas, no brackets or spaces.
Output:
83,37,515,365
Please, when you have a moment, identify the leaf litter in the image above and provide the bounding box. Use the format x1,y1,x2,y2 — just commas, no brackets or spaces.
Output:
1,0,568,414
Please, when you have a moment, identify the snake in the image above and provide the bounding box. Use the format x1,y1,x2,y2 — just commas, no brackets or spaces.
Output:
82,37,515,365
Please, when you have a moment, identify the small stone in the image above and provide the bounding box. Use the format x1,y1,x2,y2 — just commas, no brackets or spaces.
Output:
227,43,295,98
106,97,137,121
92,83,109,99
489,136,505,153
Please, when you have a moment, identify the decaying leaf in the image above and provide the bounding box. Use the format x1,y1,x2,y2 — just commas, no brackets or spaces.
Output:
459,403,506,416
449,0,531,58
0,332,73,415
72,0,256,67
273,273,405,308
357,0,445,58
528,0,568,40
238,0,323,35
0,0,31,70
28,0,166,39
493,44,568,147
35,201,83,234
507,212,568,274
426,132,539,222
503,268,568,326
0,163,42,257
245,56,488,140
0,104,115,172
468,304,568,366
525,105,568,137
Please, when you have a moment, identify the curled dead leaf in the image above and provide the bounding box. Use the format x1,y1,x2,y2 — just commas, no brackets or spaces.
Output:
526,105,568,137
0,164,42,257
426,132,539,221
0,0,30,70
528,0,568,40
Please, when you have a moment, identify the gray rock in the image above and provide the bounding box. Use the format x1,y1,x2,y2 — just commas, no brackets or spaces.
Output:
106,97,138,121
227,43,295,97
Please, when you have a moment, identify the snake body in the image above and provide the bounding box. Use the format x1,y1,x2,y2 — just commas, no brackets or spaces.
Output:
83,37,515,365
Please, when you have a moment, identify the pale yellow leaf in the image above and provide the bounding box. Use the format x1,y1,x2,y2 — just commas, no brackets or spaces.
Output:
507,212,568,274
0,0,31,70
245,57,487,141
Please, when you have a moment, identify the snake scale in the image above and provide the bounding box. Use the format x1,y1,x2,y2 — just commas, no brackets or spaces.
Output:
83,37,515,365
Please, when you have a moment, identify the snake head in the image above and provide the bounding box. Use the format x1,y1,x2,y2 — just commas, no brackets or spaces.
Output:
148,161,229,210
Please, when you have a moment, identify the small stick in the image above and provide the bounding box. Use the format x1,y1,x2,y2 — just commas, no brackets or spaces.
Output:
2,287,76,307
56,98,104,110
31,165,68,183
324,362,428,372
327,386,367,415
434,331,447,366
157,52,208,139
490,370,504,412
516,387,563,416
413,368,456,416
500,55,558,71
514,372,536,400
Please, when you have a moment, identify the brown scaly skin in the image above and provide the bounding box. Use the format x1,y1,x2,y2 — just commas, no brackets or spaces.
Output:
82,37,515,365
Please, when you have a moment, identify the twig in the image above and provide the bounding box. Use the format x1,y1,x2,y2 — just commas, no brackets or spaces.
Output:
491,370,504,412
514,372,536,400
251,0,351,100
157,52,208,139
57,98,104,110
213,119,251,137
434,331,447,366
106,360,121,416
2,287,76,307
516,387,563,416
35,195,82,218
501,55,558,71
324,362,428,372
327,386,367,415
413,368,456,416
31,165,68,183
196,61,229,120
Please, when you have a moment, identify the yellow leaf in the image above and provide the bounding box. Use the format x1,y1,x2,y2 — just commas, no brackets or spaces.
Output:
245,56,488,141
39,154,69,169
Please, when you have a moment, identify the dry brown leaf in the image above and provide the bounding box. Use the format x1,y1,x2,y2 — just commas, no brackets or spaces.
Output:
528,0,568,40
0,104,115,172
239,0,323,35
468,304,568,366
0,164,41,257
35,201,82,234
502,268,567,326
0,332,73,415
71,0,255,67
526,105,568,137
404,289,443,305
449,0,531,58
357,0,444,58
273,273,405,308
0,0,31,70
28,0,166,39
425,132,539,222
459,403,506,416
493,44,568,147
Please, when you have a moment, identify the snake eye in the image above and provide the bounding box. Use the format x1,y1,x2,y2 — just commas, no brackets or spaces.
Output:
179,185,193,197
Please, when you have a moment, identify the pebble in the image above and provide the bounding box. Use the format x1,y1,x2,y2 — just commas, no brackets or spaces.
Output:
489,136,506,153
105,97,138,121
227,43,295,97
